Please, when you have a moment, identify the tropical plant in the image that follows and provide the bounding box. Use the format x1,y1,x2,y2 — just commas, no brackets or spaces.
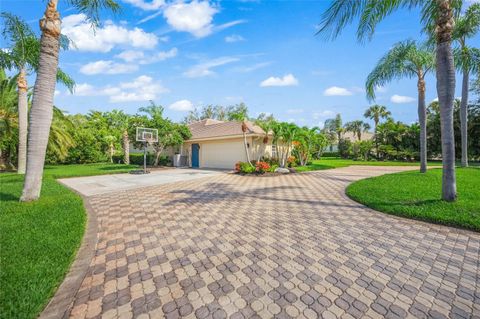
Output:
293,126,320,166
46,107,75,162
452,3,480,167
364,104,391,158
366,40,434,172
254,117,275,161
344,120,371,141
20,0,120,201
105,110,131,164
1,12,75,174
0,69,18,169
241,121,254,167
139,103,191,166
317,0,461,200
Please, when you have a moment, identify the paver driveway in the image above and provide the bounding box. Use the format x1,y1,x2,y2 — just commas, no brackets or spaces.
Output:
58,166,480,319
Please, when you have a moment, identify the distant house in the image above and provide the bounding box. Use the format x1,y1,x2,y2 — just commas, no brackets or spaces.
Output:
180,119,278,169
326,131,374,152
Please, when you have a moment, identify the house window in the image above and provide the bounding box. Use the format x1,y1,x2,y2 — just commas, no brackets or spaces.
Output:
272,144,278,159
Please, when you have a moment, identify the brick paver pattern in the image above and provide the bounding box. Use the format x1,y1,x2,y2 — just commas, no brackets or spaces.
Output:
69,166,480,319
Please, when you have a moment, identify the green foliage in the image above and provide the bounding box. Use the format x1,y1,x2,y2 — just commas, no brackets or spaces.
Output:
346,168,480,231
365,40,434,101
112,153,171,166
0,69,18,169
184,103,249,123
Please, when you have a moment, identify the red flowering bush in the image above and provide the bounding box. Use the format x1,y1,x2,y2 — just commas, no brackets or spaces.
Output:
234,161,242,172
255,161,270,173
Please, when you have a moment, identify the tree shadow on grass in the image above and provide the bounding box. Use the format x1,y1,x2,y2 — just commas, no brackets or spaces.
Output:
0,192,19,202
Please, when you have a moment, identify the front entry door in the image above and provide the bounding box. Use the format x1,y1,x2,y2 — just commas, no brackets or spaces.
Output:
191,144,199,168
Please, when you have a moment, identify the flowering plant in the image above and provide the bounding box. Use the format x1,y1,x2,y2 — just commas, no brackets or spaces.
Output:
255,161,270,173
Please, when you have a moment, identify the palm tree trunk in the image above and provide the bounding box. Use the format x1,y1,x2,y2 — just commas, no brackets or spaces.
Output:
109,144,114,163
122,130,130,164
436,0,457,202
21,0,61,202
374,120,379,159
418,77,427,173
460,69,469,167
17,68,28,174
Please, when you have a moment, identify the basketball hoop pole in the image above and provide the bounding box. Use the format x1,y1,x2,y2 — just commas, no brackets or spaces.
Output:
144,141,147,174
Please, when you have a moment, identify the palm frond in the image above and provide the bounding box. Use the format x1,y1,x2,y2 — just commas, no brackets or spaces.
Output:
67,0,121,27
365,40,421,101
56,68,76,93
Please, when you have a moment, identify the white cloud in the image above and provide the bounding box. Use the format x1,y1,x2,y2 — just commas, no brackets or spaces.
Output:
169,99,194,111
184,56,239,78
391,94,415,103
225,34,245,43
323,86,352,96
62,14,158,52
54,90,60,96
122,0,165,10
286,108,304,114
71,75,168,103
80,60,138,75
260,74,298,87
313,110,335,119
163,1,218,38
115,48,178,64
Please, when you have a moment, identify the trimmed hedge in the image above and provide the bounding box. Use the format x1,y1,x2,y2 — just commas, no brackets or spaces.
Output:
112,153,172,166
320,152,339,158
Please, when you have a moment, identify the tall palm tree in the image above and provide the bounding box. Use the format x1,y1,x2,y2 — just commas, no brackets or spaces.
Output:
344,120,371,141
452,3,480,167
20,0,120,201
241,120,254,166
317,0,461,201
366,41,434,172
364,104,391,159
1,12,75,175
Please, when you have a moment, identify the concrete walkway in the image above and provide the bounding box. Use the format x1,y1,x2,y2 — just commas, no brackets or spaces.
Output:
58,168,225,197
49,166,479,319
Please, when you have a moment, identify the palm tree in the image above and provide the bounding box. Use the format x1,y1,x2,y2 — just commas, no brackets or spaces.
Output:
241,121,253,166
254,118,274,161
20,0,120,201
364,105,391,132
317,0,460,201
1,12,75,175
364,104,391,159
453,3,480,167
344,120,370,141
366,41,434,172
106,110,131,164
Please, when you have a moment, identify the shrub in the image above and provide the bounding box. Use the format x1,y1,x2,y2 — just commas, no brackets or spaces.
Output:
255,161,270,174
112,153,171,166
268,164,279,173
321,152,339,158
287,156,297,167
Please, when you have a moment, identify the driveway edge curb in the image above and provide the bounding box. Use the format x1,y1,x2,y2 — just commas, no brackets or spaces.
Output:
39,184,98,319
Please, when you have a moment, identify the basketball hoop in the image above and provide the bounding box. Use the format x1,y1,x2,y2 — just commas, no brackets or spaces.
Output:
130,127,159,174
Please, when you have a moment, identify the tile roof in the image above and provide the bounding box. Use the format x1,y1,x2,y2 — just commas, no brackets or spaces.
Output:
187,119,265,140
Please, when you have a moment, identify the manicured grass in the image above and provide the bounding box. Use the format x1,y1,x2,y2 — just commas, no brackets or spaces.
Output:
0,163,138,319
295,157,442,172
44,162,138,178
346,168,480,231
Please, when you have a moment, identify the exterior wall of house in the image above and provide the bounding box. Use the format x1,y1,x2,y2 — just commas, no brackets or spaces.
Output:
181,136,290,169
183,137,254,169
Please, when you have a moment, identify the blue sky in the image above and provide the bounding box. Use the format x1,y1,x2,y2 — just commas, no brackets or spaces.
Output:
2,0,479,127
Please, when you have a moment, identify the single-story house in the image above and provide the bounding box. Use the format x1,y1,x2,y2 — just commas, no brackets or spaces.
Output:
181,119,278,169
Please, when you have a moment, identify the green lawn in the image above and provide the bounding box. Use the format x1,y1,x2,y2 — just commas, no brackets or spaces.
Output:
296,157,443,172
346,168,480,231
0,163,138,319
